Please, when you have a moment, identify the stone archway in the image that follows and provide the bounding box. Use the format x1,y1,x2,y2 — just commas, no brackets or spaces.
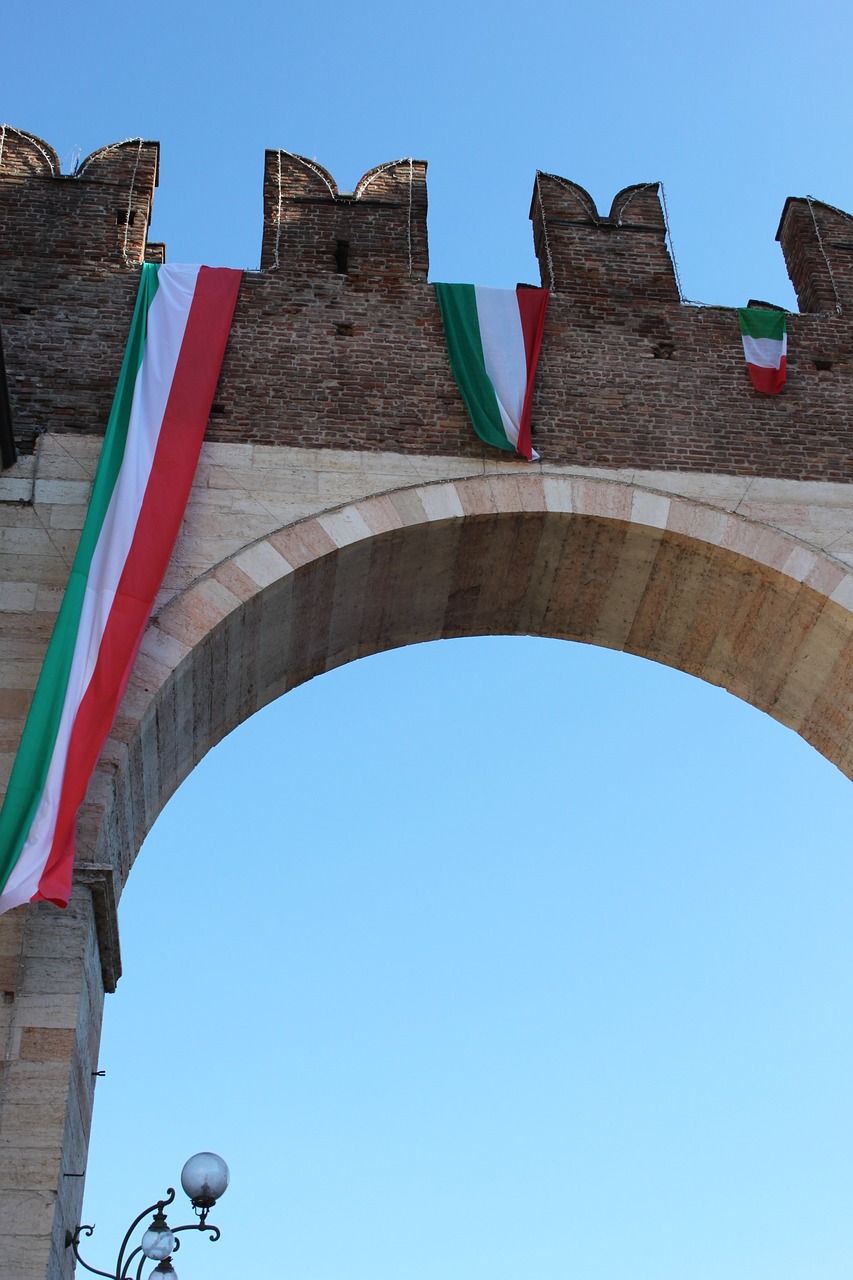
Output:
102,470,853,907
6,463,853,1280
5,125,853,1280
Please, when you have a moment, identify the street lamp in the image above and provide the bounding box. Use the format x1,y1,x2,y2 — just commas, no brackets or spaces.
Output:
65,1151,229,1279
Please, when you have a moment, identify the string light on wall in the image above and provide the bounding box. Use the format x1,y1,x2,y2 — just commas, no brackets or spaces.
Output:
65,1152,229,1279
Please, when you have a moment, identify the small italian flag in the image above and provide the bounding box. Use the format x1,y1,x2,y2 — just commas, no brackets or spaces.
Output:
435,284,549,461
0,263,241,914
738,307,787,395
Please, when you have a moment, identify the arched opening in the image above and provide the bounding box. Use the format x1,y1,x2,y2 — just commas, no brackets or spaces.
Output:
81,635,853,1280
86,476,853,908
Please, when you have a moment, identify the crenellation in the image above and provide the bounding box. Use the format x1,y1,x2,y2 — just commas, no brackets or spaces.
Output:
0,128,59,178
0,132,159,268
777,196,853,315
608,181,670,230
530,172,680,307
260,149,428,279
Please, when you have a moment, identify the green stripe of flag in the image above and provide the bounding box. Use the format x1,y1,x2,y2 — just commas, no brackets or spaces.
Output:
0,264,160,891
435,283,515,454
738,307,786,340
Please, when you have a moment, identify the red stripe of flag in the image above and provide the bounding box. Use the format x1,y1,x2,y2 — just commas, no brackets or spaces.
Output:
748,357,787,395
36,267,242,905
516,289,549,462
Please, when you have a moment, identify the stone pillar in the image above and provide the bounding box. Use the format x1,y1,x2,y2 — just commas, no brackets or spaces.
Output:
0,886,105,1280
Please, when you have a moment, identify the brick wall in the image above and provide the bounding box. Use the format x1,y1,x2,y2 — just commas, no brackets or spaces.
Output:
2,129,853,480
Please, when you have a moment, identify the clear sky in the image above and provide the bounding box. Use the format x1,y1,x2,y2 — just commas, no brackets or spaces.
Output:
6,1,853,1278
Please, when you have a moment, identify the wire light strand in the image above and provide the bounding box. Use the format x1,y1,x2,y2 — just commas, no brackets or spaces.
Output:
806,195,844,315
272,149,283,271
0,124,56,175
122,140,143,263
534,172,556,293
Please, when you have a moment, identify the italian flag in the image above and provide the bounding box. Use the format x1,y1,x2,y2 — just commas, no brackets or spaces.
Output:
435,284,549,461
738,307,787,395
0,263,241,914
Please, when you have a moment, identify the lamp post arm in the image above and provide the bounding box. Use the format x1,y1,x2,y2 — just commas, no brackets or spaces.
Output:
115,1188,176,1278
117,1216,222,1279
118,1244,148,1280
172,1219,222,1245
65,1226,123,1280
64,1155,228,1277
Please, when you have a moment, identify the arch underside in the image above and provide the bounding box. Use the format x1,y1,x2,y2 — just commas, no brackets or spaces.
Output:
88,500,853,902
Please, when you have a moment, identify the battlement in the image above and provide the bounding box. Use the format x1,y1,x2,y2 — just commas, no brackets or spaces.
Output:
260,151,429,280
3,129,853,485
530,174,680,308
2,127,853,314
0,126,162,265
777,196,853,314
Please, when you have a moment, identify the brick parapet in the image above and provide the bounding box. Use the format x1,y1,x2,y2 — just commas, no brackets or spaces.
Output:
2,130,853,480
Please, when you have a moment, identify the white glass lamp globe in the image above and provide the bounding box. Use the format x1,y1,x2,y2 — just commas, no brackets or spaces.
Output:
141,1225,176,1260
147,1262,178,1279
180,1152,230,1208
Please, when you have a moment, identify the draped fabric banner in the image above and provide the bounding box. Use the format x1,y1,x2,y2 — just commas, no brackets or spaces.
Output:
738,307,787,395
0,263,242,914
435,284,549,461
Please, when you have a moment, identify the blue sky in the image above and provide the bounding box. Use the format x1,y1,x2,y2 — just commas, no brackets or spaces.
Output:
6,1,853,1277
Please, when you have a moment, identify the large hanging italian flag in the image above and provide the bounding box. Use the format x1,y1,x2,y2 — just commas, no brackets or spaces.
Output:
738,307,787,395
435,284,549,461
0,263,241,915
